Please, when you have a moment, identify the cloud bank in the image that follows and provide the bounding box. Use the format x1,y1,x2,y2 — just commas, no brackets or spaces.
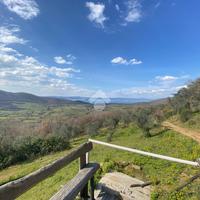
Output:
1,0,40,20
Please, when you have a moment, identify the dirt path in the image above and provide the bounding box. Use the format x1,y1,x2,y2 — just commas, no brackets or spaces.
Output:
163,121,200,143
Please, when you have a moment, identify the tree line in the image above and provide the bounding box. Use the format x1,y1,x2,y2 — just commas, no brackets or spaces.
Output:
0,103,167,169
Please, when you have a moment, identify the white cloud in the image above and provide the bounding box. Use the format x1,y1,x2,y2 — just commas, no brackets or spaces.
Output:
0,53,81,92
0,26,26,45
125,0,142,23
86,2,107,27
1,0,39,20
111,56,142,65
129,58,142,65
109,74,190,98
54,56,67,64
156,75,178,81
0,53,18,63
111,57,127,64
54,54,76,65
154,75,190,90
0,44,17,53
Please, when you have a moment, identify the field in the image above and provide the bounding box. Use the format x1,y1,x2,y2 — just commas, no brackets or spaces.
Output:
0,124,200,200
0,102,92,124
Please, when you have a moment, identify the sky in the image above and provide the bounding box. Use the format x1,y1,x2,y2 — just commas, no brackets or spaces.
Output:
0,0,200,99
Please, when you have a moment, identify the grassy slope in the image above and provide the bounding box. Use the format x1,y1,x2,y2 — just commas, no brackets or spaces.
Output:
169,113,200,132
0,125,200,200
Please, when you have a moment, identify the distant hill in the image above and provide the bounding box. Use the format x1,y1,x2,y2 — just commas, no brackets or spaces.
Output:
0,90,87,110
57,96,151,104
147,98,168,105
0,90,167,110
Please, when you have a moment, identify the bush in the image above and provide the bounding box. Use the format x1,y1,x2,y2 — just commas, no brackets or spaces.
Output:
179,108,192,122
0,135,70,169
106,131,113,142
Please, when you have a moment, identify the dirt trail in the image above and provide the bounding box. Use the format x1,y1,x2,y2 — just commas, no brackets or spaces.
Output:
163,121,200,143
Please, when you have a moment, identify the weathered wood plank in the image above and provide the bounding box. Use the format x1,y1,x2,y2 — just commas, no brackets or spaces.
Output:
80,153,88,199
50,163,100,200
95,172,151,200
0,142,93,200
90,176,95,200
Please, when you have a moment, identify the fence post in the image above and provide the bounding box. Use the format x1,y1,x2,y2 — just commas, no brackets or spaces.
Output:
80,153,88,200
90,176,95,200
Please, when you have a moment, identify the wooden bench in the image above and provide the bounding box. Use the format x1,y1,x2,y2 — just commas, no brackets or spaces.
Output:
0,142,99,200
50,163,99,200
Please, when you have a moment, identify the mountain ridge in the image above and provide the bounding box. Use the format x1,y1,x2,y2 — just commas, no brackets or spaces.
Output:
0,90,87,109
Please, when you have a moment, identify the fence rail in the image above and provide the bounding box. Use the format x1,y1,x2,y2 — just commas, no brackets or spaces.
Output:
89,139,200,167
0,142,96,200
50,163,99,200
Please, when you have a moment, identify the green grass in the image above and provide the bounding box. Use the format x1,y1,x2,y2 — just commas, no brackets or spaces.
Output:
91,125,200,199
0,125,200,199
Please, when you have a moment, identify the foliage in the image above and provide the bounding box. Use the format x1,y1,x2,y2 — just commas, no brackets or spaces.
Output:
0,135,70,169
136,108,160,137
179,108,192,122
169,78,200,120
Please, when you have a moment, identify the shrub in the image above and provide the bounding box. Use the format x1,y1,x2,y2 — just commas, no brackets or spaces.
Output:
106,131,113,142
0,135,70,169
179,108,192,122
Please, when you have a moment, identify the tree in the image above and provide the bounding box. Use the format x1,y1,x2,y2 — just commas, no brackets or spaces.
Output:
85,121,99,136
179,108,192,122
136,109,154,137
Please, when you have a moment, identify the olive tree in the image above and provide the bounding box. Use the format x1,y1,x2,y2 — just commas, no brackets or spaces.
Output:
136,109,155,137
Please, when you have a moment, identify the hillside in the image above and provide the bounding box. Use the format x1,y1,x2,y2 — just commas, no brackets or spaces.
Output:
0,90,87,110
0,125,199,200
167,78,200,132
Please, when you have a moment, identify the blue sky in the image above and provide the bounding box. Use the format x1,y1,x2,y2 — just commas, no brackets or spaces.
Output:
0,0,200,99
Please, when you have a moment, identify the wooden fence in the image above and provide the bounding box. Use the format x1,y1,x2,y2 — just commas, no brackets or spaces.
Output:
0,142,99,200
1,139,198,200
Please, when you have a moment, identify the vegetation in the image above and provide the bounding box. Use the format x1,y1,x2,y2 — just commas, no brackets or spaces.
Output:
1,78,200,199
169,78,200,120
0,135,70,169
167,78,200,133
0,125,199,200
0,106,136,169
